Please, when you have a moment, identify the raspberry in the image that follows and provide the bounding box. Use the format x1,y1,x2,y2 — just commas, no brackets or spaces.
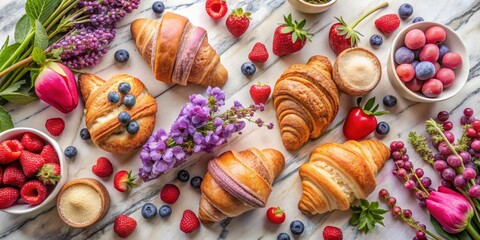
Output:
248,42,269,63
45,118,65,136
160,184,180,204
375,14,400,34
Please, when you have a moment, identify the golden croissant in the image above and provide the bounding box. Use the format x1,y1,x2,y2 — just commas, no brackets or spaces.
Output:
130,12,228,87
298,139,390,215
199,148,285,224
273,55,339,151
78,74,157,154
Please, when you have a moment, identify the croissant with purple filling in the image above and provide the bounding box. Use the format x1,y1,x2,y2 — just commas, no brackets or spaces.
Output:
199,148,285,224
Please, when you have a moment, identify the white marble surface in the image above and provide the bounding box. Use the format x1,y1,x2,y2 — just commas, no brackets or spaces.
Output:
0,0,479,239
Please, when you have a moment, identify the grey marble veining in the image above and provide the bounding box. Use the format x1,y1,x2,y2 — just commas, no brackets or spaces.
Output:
0,0,480,239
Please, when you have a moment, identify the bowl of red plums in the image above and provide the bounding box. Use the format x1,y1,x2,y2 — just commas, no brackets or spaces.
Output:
387,21,469,102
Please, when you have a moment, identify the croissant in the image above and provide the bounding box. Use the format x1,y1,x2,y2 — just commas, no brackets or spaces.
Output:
298,139,390,215
199,148,285,224
78,74,157,154
273,55,339,151
130,12,228,87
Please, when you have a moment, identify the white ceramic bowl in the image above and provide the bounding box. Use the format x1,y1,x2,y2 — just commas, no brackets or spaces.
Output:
287,0,337,14
387,21,469,103
0,127,67,214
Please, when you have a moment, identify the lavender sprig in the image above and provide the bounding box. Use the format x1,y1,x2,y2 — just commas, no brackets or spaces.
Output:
139,87,274,182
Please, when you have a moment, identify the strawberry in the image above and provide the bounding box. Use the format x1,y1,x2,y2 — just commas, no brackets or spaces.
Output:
92,157,113,178
36,163,61,185
3,162,27,188
323,226,343,240
205,0,228,19
328,2,388,55
225,8,251,38
45,118,65,136
19,150,45,178
343,97,388,140
114,215,137,238
249,83,271,105
20,180,47,205
20,133,44,153
40,145,60,164
160,184,180,204
0,165,3,184
0,139,24,164
375,14,401,34
0,187,19,209
114,170,137,192
248,42,269,63
180,210,200,233
272,14,312,56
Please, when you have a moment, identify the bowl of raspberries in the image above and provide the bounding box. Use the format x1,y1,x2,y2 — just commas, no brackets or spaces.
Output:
0,127,67,214
387,21,469,102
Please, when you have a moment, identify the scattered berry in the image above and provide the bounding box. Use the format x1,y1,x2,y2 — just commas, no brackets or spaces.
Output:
36,163,61,185
241,62,256,76
19,150,45,178
177,170,190,182
277,233,291,240
273,14,312,56
425,26,446,44
123,94,136,108
92,157,113,178
290,220,305,235
107,91,120,103
266,207,286,224
383,95,397,107
64,146,77,158
179,210,200,233
21,132,44,153
114,215,137,238
375,14,400,34
114,49,129,63
0,187,19,209
248,42,269,63
114,170,137,192
394,47,415,64
80,128,91,140
126,121,140,134
225,8,251,38
323,226,343,240
437,111,449,122
464,108,474,117
376,121,390,135
152,1,165,14
369,34,383,48
20,180,47,205
3,162,27,188
249,83,271,105
0,139,24,164
205,0,228,19
118,111,131,124
141,203,157,219
160,184,180,204
118,82,131,94
159,205,172,217
45,118,65,136
190,176,202,189
398,3,413,19
412,17,424,23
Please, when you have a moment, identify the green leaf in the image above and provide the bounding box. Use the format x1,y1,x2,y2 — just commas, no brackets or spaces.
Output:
32,47,46,65
0,80,37,105
349,199,388,233
25,0,60,25
281,27,294,34
0,43,21,68
29,70,39,89
34,20,48,50
0,36,9,53
364,97,376,111
15,15,31,43
430,215,459,240
349,215,360,226
0,106,14,133
356,97,362,107
298,19,306,29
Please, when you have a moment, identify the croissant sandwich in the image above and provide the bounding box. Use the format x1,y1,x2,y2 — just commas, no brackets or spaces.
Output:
130,12,228,87
199,148,285,224
78,73,157,154
273,55,339,151
298,139,390,215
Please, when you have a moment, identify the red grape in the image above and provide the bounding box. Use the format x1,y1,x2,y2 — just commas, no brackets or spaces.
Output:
437,111,449,122
463,168,477,180
464,108,474,117
442,121,453,131
441,167,456,181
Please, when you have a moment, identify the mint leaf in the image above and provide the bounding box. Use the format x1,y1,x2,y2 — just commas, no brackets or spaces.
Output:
349,199,388,233
25,0,60,25
15,15,31,43
0,80,37,105
0,106,14,133
32,47,46,65
0,43,20,68
34,20,48,50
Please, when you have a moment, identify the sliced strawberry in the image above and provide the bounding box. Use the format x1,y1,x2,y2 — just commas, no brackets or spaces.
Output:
45,118,65,137
20,180,47,205
40,145,60,165
19,150,45,178
114,170,137,192
21,133,44,153
36,163,61,185
205,0,228,19
0,139,24,164
3,162,27,188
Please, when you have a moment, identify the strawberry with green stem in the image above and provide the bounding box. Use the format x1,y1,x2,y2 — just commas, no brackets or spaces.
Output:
273,14,313,56
329,2,388,55
343,97,389,140
114,170,138,192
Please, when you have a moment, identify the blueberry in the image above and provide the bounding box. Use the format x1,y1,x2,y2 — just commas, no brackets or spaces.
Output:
118,111,131,124
412,17,424,23
141,203,157,219
107,91,120,103
394,47,415,64
241,62,256,76
415,61,435,80
118,82,131,94
64,146,77,158
126,121,140,134
152,1,165,14
383,95,397,107
190,176,203,189
398,3,413,19
376,121,390,135
114,49,129,63
277,233,291,240
289,220,304,235
177,170,190,182
159,205,172,217
80,128,91,140
123,94,136,108
438,44,450,60
369,34,383,48
411,60,420,68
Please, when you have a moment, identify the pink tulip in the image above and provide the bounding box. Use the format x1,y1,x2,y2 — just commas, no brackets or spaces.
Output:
426,186,474,234
35,62,78,114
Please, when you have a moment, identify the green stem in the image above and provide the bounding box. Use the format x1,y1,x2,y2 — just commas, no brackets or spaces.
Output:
466,222,480,240
44,0,78,32
0,32,34,72
351,1,389,29
0,57,33,78
427,119,465,171
412,169,430,196
403,218,443,240
458,188,480,226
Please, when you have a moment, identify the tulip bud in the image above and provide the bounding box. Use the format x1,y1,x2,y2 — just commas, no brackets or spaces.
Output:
35,62,78,114
426,186,474,234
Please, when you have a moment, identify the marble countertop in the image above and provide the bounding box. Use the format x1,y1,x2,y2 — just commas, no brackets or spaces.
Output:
1,0,479,239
